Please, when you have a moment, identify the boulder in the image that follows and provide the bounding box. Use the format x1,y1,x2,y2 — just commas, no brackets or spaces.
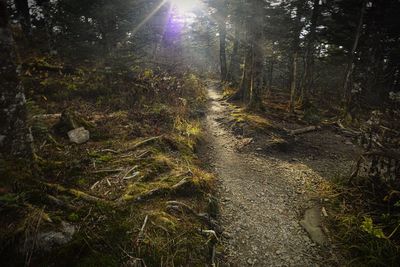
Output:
68,127,90,144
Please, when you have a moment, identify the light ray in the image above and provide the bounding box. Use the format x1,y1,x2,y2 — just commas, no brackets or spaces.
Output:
131,0,168,36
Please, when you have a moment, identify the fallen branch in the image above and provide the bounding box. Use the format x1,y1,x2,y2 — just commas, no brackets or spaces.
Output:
90,168,124,174
289,126,320,135
122,165,139,180
137,215,149,241
335,121,361,137
32,114,62,120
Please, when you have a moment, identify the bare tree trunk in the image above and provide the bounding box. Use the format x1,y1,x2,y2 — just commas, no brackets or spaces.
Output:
288,1,304,113
343,0,367,111
269,59,274,94
227,26,241,85
217,1,228,82
299,0,320,104
289,51,298,113
0,0,33,159
219,21,227,81
233,46,252,102
248,0,264,110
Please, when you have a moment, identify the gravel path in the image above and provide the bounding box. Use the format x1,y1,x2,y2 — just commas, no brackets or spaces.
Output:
201,84,344,266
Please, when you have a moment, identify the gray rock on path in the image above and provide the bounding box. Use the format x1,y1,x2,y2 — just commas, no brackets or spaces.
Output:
300,207,328,246
68,127,90,144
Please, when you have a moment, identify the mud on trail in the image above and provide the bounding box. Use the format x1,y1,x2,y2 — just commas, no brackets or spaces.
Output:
200,82,358,266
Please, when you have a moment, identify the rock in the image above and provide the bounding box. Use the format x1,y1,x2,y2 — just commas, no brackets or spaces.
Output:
68,127,90,144
23,221,75,253
300,207,328,246
344,140,353,145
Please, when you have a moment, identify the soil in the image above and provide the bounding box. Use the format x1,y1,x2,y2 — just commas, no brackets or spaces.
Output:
200,82,360,266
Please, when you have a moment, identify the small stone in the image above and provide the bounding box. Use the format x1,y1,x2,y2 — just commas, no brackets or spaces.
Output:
276,250,282,255
67,127,90,144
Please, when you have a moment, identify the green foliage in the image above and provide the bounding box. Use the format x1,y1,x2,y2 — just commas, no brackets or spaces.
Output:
361,217,386,239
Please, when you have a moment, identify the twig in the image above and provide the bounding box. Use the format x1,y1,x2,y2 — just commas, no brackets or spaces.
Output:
123,172,140,180
123,135,163,153
91,168,124,174
122,165,139,179
138,215,149,241
90,181,100,190
99,149,119,154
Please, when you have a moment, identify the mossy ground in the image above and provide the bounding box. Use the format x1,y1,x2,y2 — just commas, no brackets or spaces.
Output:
0,58,216,266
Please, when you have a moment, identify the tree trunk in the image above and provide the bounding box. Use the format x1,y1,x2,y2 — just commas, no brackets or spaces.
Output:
218,2,228,82
0,0,33,159
219,22,227,82
248,0,264,110
299,0,320,104
343,0,367,111
233,46,252,102
227,26,241,85
15,0,31,35
289,51,298,113
288,1,304,113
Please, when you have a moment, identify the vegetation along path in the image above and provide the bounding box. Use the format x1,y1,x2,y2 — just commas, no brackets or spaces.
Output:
201,82,351,266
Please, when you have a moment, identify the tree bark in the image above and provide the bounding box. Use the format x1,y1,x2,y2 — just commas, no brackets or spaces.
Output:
227,26,241,85
248,0,264,110
0,0,33,159
217,1,228,82
289,51,298,113
343,0,367,111
288,1,304,113
300,0,320,104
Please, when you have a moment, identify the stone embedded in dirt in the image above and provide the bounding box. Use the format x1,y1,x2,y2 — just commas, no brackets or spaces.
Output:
22,221,75,253
67,127,90,144
300,207,328,246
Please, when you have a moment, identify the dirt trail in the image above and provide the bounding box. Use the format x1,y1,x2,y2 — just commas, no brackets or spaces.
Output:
201,83,345,266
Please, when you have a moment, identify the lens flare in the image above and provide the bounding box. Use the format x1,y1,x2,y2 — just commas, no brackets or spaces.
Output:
169,0,201,13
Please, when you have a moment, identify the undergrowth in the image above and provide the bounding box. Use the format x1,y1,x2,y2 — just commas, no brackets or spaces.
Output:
0,56,216,266
322,175,400,266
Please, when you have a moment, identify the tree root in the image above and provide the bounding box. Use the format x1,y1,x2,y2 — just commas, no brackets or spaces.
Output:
41,182,114,206
123,136,163,153
165,200,222,233
124,177,197,203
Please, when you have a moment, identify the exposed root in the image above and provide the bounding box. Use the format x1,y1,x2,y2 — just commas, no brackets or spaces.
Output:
42,182,114,206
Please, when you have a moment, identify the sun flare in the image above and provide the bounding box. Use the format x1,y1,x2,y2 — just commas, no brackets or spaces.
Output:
169,0,201,13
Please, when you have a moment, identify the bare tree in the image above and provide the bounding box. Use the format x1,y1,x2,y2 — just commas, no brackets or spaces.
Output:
0,0,33,159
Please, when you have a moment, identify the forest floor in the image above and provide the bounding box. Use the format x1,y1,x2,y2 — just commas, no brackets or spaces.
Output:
200,81,360,266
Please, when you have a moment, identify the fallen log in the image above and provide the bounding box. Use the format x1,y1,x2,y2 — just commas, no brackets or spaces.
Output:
289,126,320,135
